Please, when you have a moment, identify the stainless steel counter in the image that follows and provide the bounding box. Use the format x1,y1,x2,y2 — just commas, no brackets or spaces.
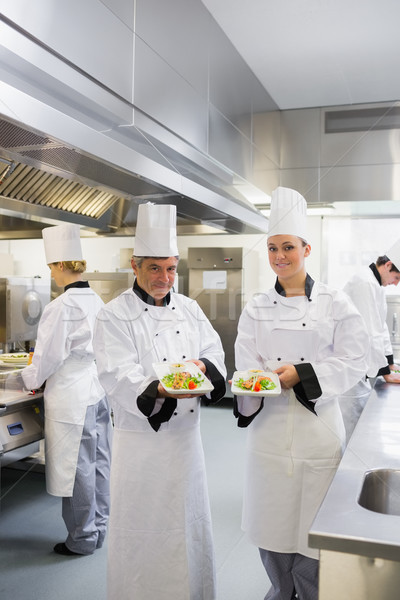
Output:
310,380,400,562
0,387,44,455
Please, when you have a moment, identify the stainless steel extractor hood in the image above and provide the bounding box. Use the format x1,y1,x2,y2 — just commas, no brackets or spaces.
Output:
0,114,269,239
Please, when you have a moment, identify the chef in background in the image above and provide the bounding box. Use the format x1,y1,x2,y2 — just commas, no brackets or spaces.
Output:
340,241,400,442
93,202,226,600
21,223,112,556
234,187,368,600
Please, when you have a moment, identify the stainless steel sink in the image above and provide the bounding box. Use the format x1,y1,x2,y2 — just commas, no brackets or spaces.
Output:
358,469,400,516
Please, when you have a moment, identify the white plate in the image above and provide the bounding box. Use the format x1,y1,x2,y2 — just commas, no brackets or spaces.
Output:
231,370,281,396
153,361,214,395
0,353,29,365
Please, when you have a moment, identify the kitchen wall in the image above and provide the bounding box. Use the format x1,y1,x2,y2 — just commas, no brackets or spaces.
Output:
277,104,400,206
4,215,400,301
0,216,320,302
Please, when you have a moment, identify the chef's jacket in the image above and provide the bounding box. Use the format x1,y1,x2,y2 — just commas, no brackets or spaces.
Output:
234,275,369,559
93,283,226,600
22,282,106,496
343,263,393,377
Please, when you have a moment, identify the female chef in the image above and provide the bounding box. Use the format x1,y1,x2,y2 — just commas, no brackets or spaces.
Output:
21,223,112,556
234,187,369,600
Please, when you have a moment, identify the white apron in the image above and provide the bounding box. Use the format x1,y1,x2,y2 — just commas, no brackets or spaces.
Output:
108,420,215,600
44,357,104,496
21,286,106,497
235,283,369,559
243,342,343,559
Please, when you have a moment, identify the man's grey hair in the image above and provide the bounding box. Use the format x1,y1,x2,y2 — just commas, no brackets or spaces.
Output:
132,255,179,268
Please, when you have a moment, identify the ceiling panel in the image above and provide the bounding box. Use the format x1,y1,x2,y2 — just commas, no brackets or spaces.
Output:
201,0,400,110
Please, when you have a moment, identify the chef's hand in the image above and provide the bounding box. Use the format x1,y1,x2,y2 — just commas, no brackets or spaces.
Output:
274,364,300,389
383,371,400,384
389,364,400,373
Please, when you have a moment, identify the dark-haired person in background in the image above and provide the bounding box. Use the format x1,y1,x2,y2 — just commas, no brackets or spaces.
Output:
340,242,400,443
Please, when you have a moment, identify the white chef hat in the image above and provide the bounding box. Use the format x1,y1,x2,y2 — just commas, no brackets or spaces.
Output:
134,202,179,257
386,239,400,269
267,186,308,241
42,223,83,264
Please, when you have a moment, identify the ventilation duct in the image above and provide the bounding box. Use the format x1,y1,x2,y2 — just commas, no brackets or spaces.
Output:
325,106,400,133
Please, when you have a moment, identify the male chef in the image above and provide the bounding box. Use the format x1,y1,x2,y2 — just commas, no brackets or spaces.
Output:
340,240,400,442
93,202,226,600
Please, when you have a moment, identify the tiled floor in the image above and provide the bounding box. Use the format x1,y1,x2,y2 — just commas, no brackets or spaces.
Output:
0,402,270,600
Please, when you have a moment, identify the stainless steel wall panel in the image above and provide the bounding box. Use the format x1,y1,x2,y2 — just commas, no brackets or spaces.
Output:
251,162,280,196
208,16,277,132
208,25,254,137
208,106,251,179
280,108,321,168
280,168,321,203
252,112,281,168
135,0,209,98
319,164,400,203
321,103,400,167
1,0,134,102
134,36,208,152
101,0,135,27
321,127,400,168
251,111,281,193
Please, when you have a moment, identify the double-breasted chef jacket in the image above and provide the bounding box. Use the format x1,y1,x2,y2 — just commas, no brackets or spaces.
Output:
339,264,393,442
344,263,393,378
22,282,109,497
234,275,369,559
93,280,226,600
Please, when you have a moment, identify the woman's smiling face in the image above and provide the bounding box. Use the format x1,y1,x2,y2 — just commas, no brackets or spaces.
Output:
267,235,310,280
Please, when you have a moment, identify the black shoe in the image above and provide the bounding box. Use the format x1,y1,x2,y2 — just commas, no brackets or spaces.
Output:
53,542,84,556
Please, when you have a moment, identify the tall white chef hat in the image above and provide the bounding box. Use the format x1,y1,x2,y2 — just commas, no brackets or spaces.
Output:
134,202,179,257
386,239,400,269
267,186,308,241
42,223,83,264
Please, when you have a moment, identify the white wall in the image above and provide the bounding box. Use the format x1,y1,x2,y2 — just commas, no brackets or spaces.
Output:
0,236,135,281
0,216,322,298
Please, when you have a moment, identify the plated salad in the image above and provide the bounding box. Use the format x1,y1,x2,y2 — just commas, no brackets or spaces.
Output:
233,373,277,393
161,370,205,391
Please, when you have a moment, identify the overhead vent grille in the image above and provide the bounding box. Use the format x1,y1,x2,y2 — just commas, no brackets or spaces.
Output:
0,116,171,199
0,162,119,218
0,116,172,221
0,118,52,148
16,146,164,198
325,106,400,133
